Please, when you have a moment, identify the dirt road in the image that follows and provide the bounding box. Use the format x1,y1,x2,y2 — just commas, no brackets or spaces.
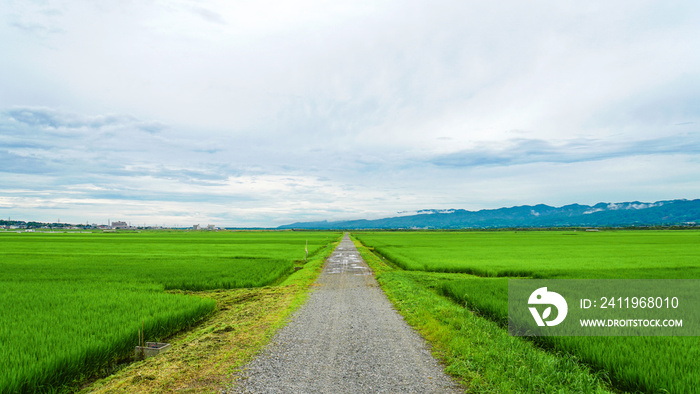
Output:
232,234,461,393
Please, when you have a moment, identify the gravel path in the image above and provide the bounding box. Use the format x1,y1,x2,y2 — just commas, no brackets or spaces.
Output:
231,234,462,393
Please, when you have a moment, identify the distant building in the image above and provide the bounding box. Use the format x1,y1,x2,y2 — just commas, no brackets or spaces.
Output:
207,224,217,231
192,224,200,230
111,221,129,229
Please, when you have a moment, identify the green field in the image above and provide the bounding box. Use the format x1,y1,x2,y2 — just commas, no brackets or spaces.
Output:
355,230,700,393
0,230,340,393
6,229,698,393
360,230,700,278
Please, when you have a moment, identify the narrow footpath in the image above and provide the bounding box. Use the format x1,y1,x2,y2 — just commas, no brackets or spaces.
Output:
232,234,461,393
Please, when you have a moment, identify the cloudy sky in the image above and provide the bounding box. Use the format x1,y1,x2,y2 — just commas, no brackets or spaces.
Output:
1,0,699,227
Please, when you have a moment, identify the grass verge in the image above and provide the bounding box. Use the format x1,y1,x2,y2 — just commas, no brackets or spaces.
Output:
79,239,338,394
352,237,612,393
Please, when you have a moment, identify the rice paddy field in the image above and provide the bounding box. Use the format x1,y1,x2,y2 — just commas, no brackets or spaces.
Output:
354,230,700,393
0,230,340,394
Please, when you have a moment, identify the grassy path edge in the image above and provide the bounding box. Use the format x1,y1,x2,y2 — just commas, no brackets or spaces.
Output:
79,237,340,394
351,235,614,393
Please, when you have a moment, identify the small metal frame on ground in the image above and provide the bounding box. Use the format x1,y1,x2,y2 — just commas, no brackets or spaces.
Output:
135,342,171,359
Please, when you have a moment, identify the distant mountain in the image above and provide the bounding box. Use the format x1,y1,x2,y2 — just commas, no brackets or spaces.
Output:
277,199,700,230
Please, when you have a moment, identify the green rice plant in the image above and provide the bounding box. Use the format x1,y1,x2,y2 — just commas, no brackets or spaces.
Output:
356,230,700,393
0,230,341,393
441,279,700,393
0,281,216,393
0,231,339,291
356,230,700,278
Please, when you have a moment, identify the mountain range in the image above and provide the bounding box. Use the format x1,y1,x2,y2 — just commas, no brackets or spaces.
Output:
277,199,700,230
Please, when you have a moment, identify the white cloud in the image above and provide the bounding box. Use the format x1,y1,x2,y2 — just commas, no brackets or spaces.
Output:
1,1,700,226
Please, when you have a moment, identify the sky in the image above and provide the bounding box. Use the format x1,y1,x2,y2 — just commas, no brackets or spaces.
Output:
1,0,699,227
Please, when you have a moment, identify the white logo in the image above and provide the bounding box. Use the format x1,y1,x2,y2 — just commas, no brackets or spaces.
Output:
528,287,568,326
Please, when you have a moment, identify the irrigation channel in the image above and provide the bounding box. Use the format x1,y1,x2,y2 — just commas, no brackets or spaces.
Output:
232,234,460,393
